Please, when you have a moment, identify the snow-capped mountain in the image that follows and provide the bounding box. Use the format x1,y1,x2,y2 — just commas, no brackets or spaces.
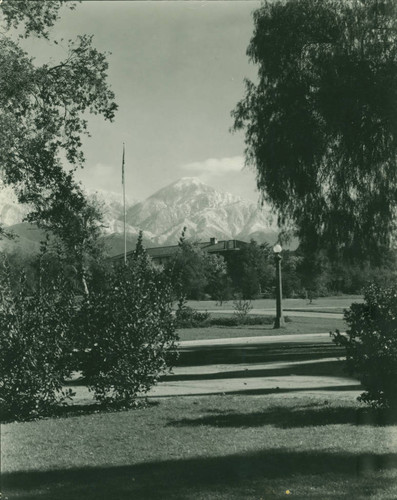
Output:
85,188,139,235
0,185,138,230
0,177,291,255
0,186,141,254
0,183,30,227
124,177,280,246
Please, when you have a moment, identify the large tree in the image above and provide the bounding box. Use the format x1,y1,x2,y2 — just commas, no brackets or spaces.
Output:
0,0,117,288
224,240,273,299
167,238,229,300
232,0,397,264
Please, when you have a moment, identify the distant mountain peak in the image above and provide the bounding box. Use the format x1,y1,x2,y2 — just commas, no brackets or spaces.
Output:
84,187,137,207
173,177,205,187
1,176,297,257
123,176,282,249
148,176,210,200
148,176,243,205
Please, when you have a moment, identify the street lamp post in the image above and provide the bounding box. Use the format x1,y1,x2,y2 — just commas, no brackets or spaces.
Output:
273,244,285,328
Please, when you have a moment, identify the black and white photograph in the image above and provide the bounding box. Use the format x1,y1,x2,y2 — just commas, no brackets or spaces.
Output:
1,0,397,498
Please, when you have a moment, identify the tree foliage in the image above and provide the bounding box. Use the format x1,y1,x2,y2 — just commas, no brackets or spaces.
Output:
78,242,178,406
232,0,397,263
225,240,273,299
332,283,397,408
0,253,76,421
1,0,77,39
0,0,116,271
0,231,179,420
167,238,229,300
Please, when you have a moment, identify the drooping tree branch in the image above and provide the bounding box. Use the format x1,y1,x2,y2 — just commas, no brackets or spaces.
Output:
232,0,397,264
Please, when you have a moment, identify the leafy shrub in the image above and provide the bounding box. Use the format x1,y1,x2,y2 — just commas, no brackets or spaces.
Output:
243,315,278,326
174,306,293,328
78,249,178,406
233,299,253,324
0,256,75,421
209,315,275,327
175,306,210,328
207,316,241,327
332,283,397,408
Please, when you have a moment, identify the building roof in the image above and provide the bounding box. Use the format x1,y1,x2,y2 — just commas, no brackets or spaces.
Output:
110,239,248,262
146,245,180,258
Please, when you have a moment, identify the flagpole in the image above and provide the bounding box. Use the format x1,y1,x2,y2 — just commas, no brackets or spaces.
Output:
122,143,126,265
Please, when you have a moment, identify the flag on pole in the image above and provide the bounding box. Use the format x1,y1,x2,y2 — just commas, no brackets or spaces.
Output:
122,143,125,184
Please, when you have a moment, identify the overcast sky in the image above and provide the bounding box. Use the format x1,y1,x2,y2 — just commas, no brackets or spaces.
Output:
27,1,262,202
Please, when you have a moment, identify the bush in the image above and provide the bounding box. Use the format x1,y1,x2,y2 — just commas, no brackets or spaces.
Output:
175,306,210,328
207,316,240,327
209,315,275,327
233,299,253,324
0,256,75,421
78,251,178,406
332,283,397,409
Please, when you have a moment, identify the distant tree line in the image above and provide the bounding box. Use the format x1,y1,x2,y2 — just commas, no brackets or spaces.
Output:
163,238,397,301
3,236,397,302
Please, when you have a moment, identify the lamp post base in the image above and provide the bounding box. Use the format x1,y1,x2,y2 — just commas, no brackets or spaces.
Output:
273,316,285,329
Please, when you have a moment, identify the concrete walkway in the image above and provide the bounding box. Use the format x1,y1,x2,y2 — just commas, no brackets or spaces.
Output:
67,332,359,404
147,332,360,399
177,332,333,347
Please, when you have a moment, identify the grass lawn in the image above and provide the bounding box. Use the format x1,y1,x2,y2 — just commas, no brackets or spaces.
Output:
186,295,363,313
4,294,388,499
178,315,346,341
3,394,397,499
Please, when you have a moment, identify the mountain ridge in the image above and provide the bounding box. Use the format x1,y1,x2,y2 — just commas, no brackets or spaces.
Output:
0,177,293,256
124,176,279,248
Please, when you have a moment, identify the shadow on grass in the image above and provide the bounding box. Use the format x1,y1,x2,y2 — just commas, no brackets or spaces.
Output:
169,404,397,429
3,449,397,500
1,400,160,425
54,399,159,420
176,342,344,367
